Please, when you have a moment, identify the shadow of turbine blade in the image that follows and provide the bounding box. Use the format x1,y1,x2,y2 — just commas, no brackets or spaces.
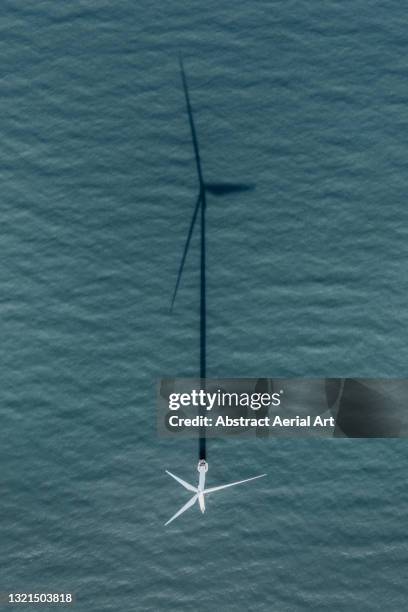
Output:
205,183,255,196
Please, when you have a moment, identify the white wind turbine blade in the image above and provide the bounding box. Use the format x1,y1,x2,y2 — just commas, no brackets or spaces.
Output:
204,474,267,494
165,470,197,493
165,494,198,526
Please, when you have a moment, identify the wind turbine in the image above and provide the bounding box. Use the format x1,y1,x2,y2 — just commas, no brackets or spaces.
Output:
166,57,265,526
165,471,266,526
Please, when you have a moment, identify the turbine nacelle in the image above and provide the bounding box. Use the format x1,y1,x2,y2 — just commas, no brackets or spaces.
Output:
197,459,208,473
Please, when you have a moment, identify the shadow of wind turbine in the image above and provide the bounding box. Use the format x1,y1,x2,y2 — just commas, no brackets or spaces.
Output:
170,56,256,463
171,56,256,311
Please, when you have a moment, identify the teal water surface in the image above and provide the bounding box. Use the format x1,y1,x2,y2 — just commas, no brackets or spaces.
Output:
1,2,408,610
